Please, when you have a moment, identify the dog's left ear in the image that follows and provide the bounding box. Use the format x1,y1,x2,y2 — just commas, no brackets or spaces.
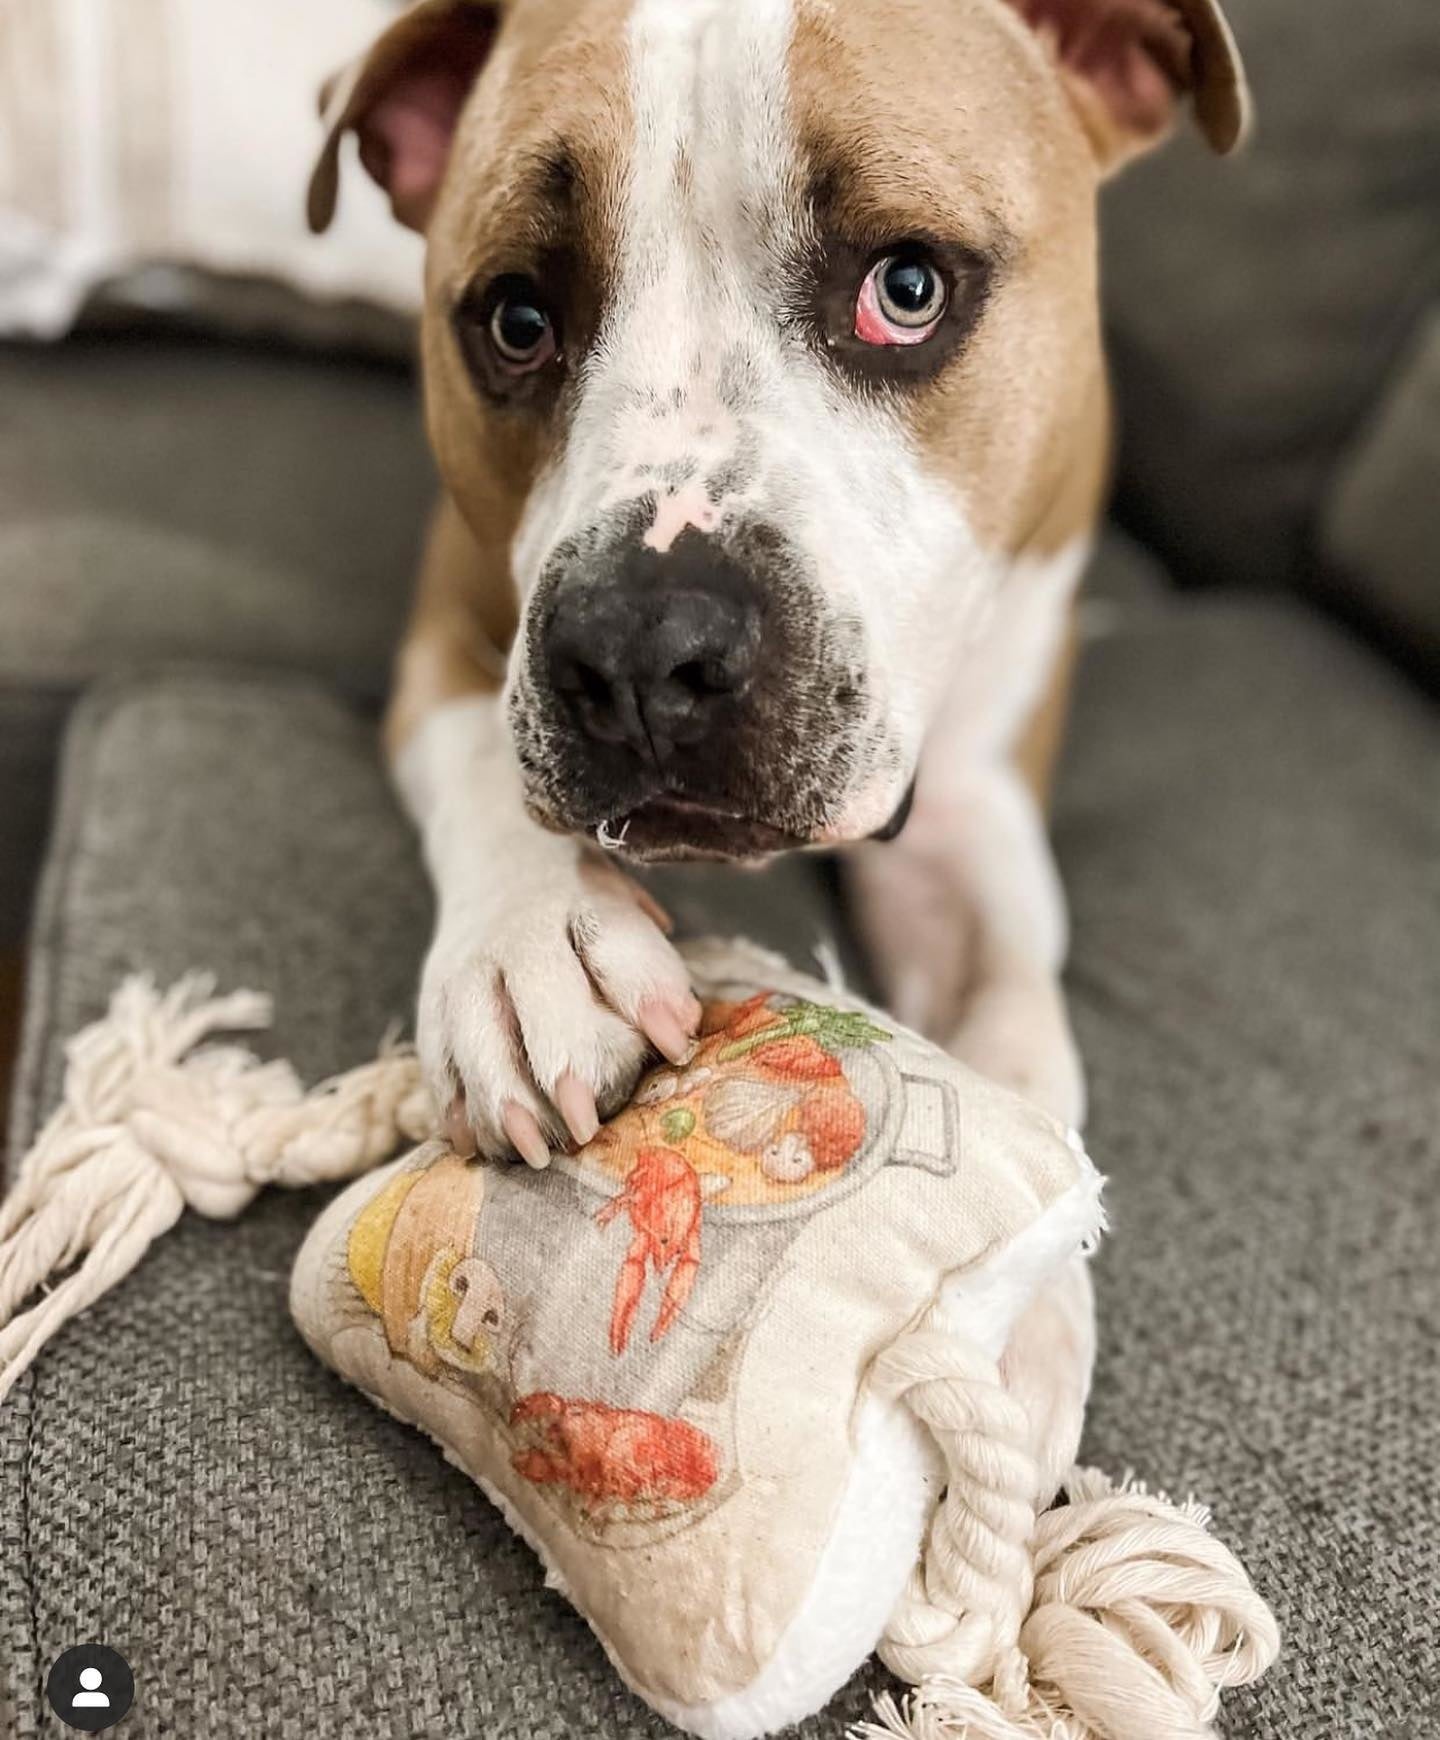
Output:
307,0,503,235
1004,0,1250,172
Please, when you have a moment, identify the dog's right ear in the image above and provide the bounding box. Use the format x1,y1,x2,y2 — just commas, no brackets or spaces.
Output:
1003,0,1250,171
307,0,502,235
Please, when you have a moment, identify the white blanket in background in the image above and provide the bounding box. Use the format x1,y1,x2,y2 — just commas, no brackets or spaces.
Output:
0,0,421,339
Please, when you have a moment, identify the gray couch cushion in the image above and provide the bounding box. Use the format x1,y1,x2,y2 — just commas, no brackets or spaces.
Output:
1102,0,1440,657
0,688,68,962
1059,600,1440,1737
4,592,1438,1735
0,336,434,699
0,334,435,947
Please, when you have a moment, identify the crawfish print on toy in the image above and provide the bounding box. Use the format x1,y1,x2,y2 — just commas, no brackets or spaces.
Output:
340,984,959,1544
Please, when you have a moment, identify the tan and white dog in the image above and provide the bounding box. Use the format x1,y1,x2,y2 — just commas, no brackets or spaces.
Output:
310,0,1247,1488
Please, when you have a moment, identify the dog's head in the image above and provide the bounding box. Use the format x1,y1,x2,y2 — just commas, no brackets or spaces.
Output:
312,0,1246,860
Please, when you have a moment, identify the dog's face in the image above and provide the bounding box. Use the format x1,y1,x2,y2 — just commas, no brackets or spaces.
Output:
312,0,1245,860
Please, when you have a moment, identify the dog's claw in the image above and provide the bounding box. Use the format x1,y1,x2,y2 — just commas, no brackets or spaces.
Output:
445,1094,479,1159
502,1100,553,1169
417,854,696,1166
638,996,700,1065
554,1072,600,1148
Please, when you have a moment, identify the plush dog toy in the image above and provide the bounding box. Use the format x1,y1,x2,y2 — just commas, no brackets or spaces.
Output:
0,942,1278,1739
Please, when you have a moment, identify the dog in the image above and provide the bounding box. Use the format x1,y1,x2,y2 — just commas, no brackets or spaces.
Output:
309,0,1248,1494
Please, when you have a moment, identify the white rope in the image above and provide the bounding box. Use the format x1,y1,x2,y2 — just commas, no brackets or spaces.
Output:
0,973,434,1403
871,1317,1040,1703
855,1318,1281,1740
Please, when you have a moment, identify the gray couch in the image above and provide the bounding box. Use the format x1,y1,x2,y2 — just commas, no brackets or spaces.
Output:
3,4,1439,1730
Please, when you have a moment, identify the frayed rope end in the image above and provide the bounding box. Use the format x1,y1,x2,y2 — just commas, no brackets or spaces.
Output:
0,973,433,1404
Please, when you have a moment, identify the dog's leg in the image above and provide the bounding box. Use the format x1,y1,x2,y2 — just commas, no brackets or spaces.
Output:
846,575,1085,1128
850,759,1093,1498
389,499,699,1164
848,572,1092,1499
850,744,1094,1498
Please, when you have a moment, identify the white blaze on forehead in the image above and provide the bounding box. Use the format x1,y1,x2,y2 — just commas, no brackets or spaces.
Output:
613,0,801,544
634,0,792,534
512,0,801,580
624,0,800,265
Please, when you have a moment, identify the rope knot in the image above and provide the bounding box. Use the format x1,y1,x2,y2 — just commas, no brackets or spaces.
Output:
860,1324,1281,1740
873,1322,1041,1691
0,974,433,1401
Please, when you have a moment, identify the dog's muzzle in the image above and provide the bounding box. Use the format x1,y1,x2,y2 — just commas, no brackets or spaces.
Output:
510,516,871,860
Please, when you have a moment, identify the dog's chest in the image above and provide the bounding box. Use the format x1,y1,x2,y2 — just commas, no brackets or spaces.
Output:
928,539,1090,765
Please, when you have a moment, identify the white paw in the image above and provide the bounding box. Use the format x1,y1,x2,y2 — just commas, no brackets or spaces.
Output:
947,968,1086,1129
417,861,700,1166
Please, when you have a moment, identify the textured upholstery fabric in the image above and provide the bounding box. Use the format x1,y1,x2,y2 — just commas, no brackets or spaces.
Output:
0,689,66,959
4,594,1437,1737
1103,0,1440,654
0,337,432,690
1060,601,1440,1738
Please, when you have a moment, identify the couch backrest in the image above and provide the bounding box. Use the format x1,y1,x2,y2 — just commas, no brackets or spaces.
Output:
1101,0,1440,675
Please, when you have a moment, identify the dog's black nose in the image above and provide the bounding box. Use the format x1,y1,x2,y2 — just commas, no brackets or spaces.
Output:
543,534,764,763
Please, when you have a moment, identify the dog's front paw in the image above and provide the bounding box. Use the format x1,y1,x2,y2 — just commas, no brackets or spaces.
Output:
417,862,700,1167
947,969,1086,1129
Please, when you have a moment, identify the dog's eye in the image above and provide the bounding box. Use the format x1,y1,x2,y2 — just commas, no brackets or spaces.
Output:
487,278,558,372
854,253,948,346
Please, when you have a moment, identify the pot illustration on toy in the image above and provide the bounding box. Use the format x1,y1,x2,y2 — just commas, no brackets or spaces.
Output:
338,981,961,1547
581,996,903,1364
507,985,961,1542
574,990,949,1229
702,998,875,1182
